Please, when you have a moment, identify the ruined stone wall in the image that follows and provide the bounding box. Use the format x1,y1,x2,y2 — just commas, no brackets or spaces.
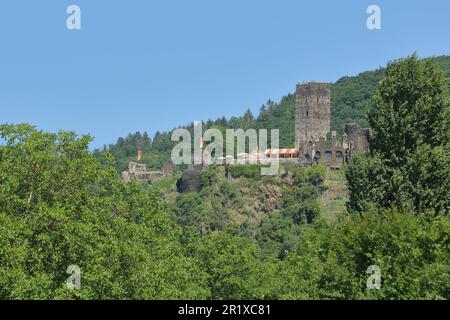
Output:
298,135,345,169
295,82,331,148
343,123,370,154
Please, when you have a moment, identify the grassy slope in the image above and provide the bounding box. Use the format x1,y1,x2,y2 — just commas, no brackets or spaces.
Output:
318,169,348,225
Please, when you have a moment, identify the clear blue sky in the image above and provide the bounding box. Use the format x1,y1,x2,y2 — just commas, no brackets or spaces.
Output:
1,0,449,148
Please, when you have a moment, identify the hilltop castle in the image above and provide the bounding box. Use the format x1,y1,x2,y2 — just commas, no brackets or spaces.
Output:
272,82,370,169
175,82,370,192
128,81,370,186
295,82,332,147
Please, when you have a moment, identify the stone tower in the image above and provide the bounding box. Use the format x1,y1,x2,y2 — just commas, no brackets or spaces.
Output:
343,123,371,153
295,82,331,149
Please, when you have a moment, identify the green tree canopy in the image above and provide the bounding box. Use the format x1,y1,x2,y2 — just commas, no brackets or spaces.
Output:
0,124,208,299
346,55,450,214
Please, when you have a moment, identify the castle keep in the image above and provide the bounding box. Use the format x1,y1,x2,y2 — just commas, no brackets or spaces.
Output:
293,82,370,169
295,82,331,149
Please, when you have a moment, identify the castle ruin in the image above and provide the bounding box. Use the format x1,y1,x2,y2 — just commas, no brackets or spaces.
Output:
122,162,173,183
295,82,331,149
294,82,370,169
176,82,371,191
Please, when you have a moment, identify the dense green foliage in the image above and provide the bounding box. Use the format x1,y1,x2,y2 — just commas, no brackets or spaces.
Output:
275,210,449,299
226,164,264,180
99,130,175,172
0,124,208,299
1,54,449,300
346,55,450,214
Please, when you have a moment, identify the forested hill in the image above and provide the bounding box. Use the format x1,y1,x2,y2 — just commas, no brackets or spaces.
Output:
97,55,450,172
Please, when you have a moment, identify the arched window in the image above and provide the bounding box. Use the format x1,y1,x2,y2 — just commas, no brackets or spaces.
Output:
325,151,332,160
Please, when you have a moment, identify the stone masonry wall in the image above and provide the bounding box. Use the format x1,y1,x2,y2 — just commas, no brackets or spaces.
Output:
295,82,331,149
343,123,370,153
